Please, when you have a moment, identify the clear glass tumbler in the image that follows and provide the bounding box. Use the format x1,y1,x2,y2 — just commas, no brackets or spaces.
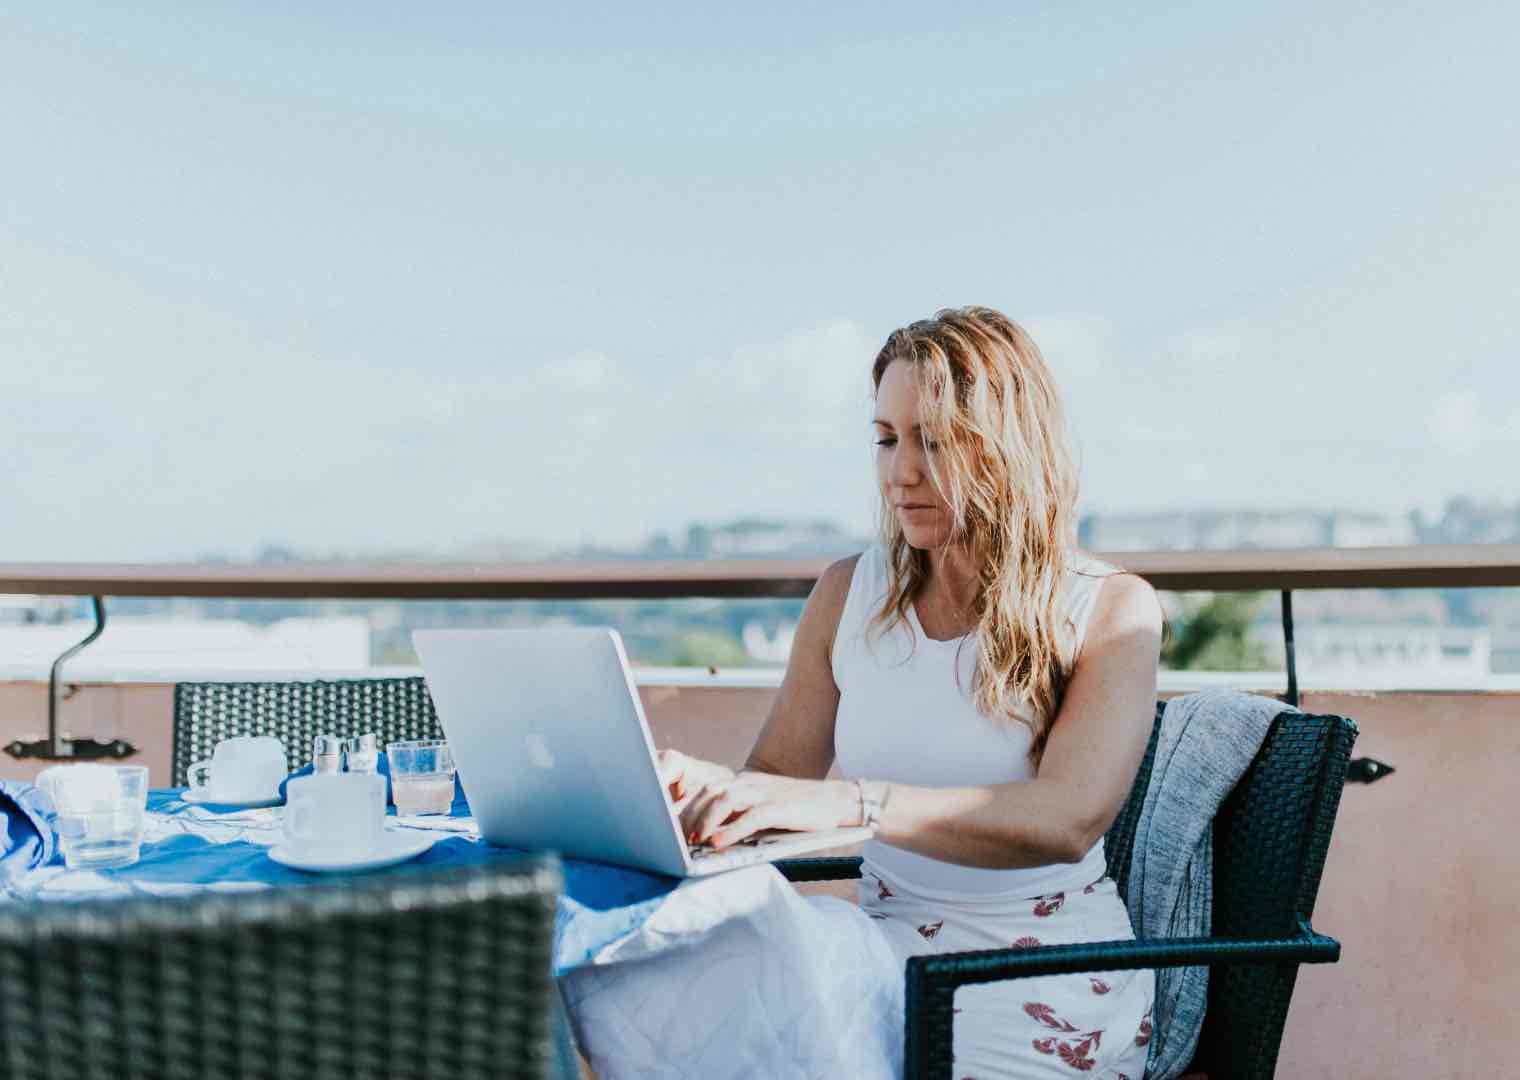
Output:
38,763,150,870
387,739,455,816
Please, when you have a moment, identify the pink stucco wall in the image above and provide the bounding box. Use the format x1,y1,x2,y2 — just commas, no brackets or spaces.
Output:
2,679,1515,1075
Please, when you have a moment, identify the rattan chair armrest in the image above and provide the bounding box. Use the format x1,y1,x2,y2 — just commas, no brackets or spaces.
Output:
910,921,1339,988
902,921,1340,1080
774,855,864,882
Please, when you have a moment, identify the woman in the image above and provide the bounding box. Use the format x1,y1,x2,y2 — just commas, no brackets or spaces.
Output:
572,306,1160,1079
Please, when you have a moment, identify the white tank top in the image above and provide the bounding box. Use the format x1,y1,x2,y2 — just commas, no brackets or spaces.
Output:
832,544,1115,900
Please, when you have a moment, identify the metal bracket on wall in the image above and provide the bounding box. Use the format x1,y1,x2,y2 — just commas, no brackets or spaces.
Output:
3,596,138,762
1346,757,1395,784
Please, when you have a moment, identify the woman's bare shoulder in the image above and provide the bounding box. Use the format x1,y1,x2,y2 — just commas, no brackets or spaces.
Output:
814,553,863,605
795,553,864,654
1089,572,1163,638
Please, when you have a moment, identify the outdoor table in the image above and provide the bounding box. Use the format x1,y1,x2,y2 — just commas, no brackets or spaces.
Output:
2,781,902,1076
0,785,682,977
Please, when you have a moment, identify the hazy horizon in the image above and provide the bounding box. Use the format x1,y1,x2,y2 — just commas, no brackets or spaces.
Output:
6,4,1518,561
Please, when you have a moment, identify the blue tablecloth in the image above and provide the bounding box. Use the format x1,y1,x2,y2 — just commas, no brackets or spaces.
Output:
0,780,57,885
2,786,680,976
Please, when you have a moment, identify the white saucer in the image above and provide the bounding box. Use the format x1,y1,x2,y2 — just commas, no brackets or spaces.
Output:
182,788,284,810
267,827,437,874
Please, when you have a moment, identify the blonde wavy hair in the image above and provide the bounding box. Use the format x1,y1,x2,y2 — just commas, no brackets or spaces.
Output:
869,305,1088,764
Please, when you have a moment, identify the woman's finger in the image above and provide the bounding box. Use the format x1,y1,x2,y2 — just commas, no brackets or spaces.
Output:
656,749,684,790
691,792,738,842
667,773,686,803
708,803,783,849
693,791,750,844
678,783,728,839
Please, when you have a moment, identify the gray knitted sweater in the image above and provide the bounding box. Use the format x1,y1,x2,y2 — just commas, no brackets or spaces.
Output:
1125,689,1287,1078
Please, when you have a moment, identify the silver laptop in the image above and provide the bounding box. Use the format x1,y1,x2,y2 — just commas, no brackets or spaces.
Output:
411,627,872,877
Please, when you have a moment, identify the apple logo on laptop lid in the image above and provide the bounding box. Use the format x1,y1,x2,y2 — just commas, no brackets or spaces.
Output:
525,727,555,771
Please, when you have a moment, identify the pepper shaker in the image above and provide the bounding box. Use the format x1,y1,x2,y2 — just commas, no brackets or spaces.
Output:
312,734,343,775
344,733,380,775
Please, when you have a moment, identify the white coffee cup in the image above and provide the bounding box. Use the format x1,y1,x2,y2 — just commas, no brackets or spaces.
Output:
187,735,287,803
283,773,386,859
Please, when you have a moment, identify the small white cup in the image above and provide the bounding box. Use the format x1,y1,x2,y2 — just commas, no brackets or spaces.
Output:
187,735,288,803
283,773,386,859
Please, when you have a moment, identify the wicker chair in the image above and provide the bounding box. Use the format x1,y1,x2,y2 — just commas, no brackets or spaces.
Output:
171,677,444,787
778,702,1359,1079
0,857,576,1080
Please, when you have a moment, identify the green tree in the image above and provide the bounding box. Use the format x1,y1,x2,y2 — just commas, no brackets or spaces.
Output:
1160,592,1271,671
666,630,750,669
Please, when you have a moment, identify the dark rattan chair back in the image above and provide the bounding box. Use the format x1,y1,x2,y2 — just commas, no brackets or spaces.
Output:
172,677,444,786
0,857,567,1080
1192,709,1356,1076
1100,700,1166,902
1102,702,1357,1078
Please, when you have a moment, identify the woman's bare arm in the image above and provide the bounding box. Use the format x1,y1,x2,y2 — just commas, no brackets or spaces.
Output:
741,555,858,780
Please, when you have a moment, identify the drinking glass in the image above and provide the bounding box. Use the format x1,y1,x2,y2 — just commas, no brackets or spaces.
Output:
387,739,455,816
38,764,150,870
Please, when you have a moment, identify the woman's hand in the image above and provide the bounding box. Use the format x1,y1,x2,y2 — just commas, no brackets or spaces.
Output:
656,749,735,813
678,771,859,850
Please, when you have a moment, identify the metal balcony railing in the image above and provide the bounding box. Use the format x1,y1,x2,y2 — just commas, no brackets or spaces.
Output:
2,543,1518,763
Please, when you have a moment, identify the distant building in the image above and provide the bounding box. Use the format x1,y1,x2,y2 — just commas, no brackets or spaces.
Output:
0,596,77,625
1285,625,1492,688
1329,512,1418,547
1417,497,1520,545
0,616,371,677
688,519,867,559
1080,509,1414,551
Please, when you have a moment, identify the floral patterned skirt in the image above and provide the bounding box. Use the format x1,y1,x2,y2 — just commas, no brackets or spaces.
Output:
561,862,1153,1079
860,864,1154,1079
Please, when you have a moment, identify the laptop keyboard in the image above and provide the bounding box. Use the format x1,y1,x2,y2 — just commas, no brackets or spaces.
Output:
683,825,872,875
688,832,775,859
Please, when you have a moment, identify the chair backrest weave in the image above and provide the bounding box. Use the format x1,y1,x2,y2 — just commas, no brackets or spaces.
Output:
1103,700,1357,1079
1194,710,1357,1078
172,677,444,786
0,857,564,1080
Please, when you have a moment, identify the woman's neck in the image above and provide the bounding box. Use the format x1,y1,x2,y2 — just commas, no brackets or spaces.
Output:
925,543,980,611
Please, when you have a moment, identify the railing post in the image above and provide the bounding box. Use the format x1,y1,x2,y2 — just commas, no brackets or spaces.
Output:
1281,589,1298,708
3,596,137,762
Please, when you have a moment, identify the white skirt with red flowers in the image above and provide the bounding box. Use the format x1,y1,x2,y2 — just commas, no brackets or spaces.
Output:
560,861,1152,1080
861,862,1154,1079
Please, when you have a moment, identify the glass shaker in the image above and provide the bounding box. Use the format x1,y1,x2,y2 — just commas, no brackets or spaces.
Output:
312,734,343,775
344,733,380,775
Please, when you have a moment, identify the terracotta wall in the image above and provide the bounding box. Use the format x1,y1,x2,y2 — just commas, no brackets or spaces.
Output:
1277,690,1520,1078
0,682,174,784
2,679,1516,1076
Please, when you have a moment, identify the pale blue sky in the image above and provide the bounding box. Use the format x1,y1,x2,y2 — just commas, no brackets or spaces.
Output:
4,3,1518,560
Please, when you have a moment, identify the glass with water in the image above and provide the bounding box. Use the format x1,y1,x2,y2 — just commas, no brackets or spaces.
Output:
387,739,455,815
38,764,150,870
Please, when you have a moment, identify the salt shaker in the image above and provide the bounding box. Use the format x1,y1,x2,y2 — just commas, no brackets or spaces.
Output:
344,733,380,775
312,734,343,775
